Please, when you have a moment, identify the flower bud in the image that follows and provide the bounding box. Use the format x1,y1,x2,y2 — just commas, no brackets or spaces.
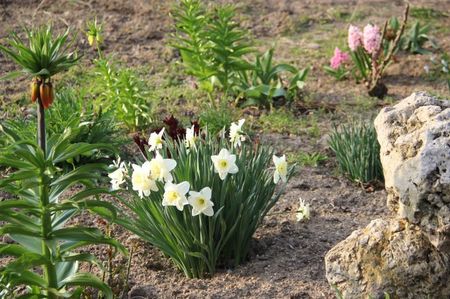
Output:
96,34,104,45
40,82,54,109
30,79,40,103
88,34,95,46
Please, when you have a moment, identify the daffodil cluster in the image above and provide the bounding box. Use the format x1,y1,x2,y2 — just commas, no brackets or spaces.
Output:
110,119,293,278
110,120,289,218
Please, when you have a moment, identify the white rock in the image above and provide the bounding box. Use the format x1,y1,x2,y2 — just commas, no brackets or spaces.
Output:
325,218,450,299
374,92,450,250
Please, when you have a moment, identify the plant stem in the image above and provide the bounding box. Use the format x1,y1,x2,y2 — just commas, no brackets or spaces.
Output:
40,169,58,298
37,96,57,297
124,244,134,295
37,97,46,154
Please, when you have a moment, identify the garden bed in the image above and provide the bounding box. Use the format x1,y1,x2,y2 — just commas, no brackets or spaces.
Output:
0,0,449,298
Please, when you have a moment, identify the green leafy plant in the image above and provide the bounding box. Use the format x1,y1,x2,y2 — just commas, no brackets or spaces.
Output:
207,5,255,94
171,0,307,107
324,65,349,81
113,125,293,278
171,0,212,90
401,21,437,54
383,16,437,57
0,25,79,82
329,121,383,183
0,126,125,298
199,104,235,136
171,0,254,93
349,46,371,83
289,151,328,167
236,48,308,108
0,88,125,170
92,58,153,132
0,25,125,298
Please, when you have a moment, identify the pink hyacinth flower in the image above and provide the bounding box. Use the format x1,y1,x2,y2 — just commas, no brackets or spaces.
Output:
363,24,382,54
348,25,362,51
330,47,350,69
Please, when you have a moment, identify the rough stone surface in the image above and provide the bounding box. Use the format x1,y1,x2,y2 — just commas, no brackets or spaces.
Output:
325,218,450,299
374,92,450,250
128,285,157,299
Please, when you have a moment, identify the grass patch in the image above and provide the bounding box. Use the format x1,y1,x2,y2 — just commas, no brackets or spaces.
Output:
410,7,448,20
288,150,328,167
199,103,237,136
257,108,321,138
329,120,383,183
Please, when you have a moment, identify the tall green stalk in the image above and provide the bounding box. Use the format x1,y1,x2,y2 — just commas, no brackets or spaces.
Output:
36,96,58,298
37,98,47,153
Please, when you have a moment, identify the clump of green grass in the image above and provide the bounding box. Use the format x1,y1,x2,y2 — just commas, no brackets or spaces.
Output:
258,109,322,138
199,104,236,136
289,151,328,167
329,121,383,183
258,109,302,134
410,7,447,20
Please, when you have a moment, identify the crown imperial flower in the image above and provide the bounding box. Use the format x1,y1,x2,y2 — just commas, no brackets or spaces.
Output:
131,162,158,198
148,128,165,152
188,187,214,217
273,154,288,184
211,148,239,180
229,119,246,148
149,152,177,182
330,47,350,70
162,181,190,211
348,25,363,51
363,24,382,55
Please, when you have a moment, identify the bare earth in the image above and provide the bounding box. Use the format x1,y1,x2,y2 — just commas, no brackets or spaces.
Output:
0,0,449,298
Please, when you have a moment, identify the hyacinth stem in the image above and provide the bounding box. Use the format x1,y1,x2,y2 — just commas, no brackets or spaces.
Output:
370,3,409,91
37,96,46,154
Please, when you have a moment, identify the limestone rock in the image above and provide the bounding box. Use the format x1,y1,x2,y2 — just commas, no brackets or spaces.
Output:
325,218,450,299
374,92,450,250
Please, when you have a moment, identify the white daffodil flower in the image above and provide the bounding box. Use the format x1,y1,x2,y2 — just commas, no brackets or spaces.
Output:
273,154,288,184
229,119,246,148
109,167,126,191
148,128,165,152
211,148,239,180
185,125,197,149
108,157,127,190
149,152,177,182
296,198,311,222
162,181,190,211
131,161,158,198
188,187,214,217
